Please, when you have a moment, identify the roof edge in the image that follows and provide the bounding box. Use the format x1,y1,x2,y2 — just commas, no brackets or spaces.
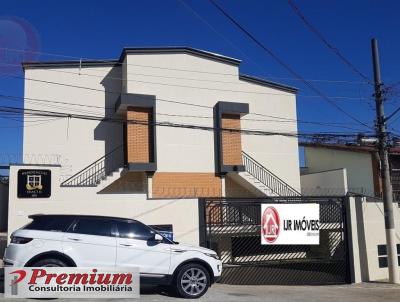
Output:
119,47,241,66
300,142,375,154
301,142,400,155
22,60,119,70
239,74,298,94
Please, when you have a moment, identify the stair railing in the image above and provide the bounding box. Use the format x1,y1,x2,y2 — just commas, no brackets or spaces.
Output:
61,145,124,187
241,151,301,197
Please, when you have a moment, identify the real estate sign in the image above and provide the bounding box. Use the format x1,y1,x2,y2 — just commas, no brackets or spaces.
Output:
4,267,140,298
261,203,320,245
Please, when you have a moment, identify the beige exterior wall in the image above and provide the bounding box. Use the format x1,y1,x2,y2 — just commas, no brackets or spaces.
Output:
304,147,374,195
300,168,348,195
225,176,259,198
23,52,300,188
16,51,301,247
124,52,300,189
349,197,400,282
7,165,200,245
23,66,123,183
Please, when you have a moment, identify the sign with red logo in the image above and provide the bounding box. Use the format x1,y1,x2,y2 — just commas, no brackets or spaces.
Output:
261,204,320,245
261,206,280,243
4,267,140,298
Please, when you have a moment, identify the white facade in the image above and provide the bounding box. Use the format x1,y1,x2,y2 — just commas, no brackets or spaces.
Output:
347,196,400,282
303,146,375,195
301,145,400,281
23,49,300,188
8,47,301,243
300,168,348,196
7,165,200,245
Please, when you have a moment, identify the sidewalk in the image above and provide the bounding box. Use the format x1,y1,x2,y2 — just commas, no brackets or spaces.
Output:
0,281,399,301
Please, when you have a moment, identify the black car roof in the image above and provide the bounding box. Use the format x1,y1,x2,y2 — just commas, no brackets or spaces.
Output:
28,214,137,222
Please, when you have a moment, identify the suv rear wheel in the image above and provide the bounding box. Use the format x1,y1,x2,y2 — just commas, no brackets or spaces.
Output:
31,258,68,267
175,263,210,299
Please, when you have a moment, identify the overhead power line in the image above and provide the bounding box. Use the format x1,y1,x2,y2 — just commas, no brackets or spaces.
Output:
0,91,371,132
207,0,372,130
0,105,372,139
178,0,368,86
1,63,369,101
0,116,63,128
0,46,369,85
287,0,372,84
2,73,374,122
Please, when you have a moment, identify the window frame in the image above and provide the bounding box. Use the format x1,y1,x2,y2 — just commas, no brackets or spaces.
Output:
69,217,115,238
115,219,173,244
23,216,76,232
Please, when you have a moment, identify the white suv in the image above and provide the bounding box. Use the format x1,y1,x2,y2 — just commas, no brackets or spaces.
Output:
3,214,222,299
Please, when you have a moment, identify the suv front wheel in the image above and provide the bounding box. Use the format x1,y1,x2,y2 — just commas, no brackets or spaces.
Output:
31,258,68,267
175,263,210,299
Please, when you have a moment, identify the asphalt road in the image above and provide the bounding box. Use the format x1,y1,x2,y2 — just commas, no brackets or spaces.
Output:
0,273,399,302
1,266,399,301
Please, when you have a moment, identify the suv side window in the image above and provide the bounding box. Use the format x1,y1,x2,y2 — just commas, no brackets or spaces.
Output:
71,218,113,237
116,221,154,240
24,216,75,232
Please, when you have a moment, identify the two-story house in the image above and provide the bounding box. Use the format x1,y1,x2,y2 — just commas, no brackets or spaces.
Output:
8,47,301,245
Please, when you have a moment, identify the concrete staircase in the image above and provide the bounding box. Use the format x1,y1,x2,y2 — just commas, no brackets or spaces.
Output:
96,167,126,189
226,171,272,197
234,151,301,197
238,171,280,196
61,145,124,188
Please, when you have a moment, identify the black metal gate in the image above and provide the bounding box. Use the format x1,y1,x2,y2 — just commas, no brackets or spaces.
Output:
200,197,350,285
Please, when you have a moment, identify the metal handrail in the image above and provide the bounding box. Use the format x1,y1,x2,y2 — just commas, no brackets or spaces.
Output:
61,145,124,187
241,151,301,197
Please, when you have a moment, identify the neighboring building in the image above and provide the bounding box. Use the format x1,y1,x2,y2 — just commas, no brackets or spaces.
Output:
7,47,301,244
301,142,400,199
300,143,400,282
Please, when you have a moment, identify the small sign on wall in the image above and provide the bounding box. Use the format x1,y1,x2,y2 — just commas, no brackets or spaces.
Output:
17,169,51,198
261,203,320,245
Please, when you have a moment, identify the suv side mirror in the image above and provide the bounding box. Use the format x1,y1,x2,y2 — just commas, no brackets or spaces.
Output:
154,233,163,242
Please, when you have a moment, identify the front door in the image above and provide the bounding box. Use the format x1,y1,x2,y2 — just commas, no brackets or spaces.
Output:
115,220,171,275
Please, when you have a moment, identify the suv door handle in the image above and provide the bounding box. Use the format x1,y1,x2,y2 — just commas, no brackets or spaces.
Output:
68,237,81,241
120,243,133,247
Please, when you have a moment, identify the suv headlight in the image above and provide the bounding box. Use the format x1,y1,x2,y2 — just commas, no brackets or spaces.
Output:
204,253,220,260
11,236,33,244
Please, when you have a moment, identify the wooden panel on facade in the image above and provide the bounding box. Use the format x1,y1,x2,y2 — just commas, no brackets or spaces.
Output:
221,114,242,166
127,107,152,163
152,172,222,198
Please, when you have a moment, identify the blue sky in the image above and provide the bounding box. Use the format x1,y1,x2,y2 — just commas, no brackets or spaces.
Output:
1,0,400,164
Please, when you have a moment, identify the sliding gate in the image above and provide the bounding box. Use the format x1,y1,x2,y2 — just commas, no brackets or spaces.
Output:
200,197,350,285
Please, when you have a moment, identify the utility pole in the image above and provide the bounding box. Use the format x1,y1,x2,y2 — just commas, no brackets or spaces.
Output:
371,38,399,284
